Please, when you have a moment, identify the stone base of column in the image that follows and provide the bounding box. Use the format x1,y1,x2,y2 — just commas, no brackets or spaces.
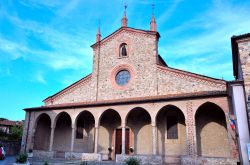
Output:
33,150,55,159
65,152,101,161
180,156,238,165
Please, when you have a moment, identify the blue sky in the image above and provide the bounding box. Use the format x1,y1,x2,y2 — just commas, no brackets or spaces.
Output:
0,0,249,121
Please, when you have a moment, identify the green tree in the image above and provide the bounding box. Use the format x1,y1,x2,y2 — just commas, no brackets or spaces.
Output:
9,126,23,140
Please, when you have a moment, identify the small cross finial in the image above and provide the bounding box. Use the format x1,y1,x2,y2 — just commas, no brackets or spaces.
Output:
124,3,127,15
97,19,101,34
152,4,155,16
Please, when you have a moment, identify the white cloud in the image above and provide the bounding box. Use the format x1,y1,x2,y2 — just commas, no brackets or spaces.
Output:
0,37,28,59
158,0,250,80
0,11,93,71
33,71,47,84
157,0,184,24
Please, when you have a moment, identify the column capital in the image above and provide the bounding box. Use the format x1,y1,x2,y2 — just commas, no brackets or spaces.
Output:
122,122,126,127
151,122,156,127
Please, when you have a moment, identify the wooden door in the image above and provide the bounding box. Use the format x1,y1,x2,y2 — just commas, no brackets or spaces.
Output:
115,129,122,154
115,129,130,154
125,129,129,154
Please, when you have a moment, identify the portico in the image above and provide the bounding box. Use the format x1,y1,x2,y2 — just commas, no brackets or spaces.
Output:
22,7,238,164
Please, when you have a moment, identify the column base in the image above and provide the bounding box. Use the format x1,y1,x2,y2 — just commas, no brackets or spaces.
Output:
181,155,238,165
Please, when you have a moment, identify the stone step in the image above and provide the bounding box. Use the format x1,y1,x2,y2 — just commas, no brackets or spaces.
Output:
55,151,65,158
30,158,125,165
164,156,181,165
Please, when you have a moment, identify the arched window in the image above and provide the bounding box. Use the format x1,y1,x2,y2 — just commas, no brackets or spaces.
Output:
119,43,128,57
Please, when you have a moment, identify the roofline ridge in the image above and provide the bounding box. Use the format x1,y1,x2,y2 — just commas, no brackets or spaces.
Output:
43,73,92,103
157,65,226,84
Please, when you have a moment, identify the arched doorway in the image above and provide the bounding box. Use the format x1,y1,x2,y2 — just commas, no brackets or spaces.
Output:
74,111,95,153
195,102,229,157
98,109,121,160
53,112,72,152
156,105,186,156
33,114,51,150
126,107,152,155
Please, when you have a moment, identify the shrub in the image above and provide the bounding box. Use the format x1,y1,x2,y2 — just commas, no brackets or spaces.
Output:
125,157,140,165
80,161,88,165
16,152,28,163
9,126,23,140
43,160,49,165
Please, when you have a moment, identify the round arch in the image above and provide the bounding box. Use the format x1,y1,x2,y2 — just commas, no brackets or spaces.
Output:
74,110,95,153
195,102,230,157
75,110,95,128
155,104,186,123
126,107,152,155
33,113,51,151
98,109,122,160
156,105,186,156
53,111,72,128
125,107,152,124
34,113,52,129
98,109,122,126
53,112,72,152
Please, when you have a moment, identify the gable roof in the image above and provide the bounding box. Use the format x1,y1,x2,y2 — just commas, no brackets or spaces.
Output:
25,90,227,111
157,55,168,67
157,64,226,85
43,74,92,103
91,27,160,48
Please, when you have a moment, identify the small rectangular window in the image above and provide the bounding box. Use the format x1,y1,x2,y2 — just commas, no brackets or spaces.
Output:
167,116,178,139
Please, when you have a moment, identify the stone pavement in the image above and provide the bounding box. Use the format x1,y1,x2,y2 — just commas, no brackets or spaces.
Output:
30,158,126,165
0,156,16,165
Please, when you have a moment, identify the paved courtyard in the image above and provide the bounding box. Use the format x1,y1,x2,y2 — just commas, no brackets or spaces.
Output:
0,156,16,165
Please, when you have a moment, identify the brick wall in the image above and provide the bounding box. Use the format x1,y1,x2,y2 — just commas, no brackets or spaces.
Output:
45,28,226,105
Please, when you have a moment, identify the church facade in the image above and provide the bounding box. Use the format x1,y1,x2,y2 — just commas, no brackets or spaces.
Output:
21,12,238,165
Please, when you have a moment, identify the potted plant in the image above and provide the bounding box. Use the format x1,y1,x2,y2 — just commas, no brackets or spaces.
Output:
125,157,140,165
108,147,113,160
43,161,49,165
27,149,33,158
14,152,29,165
129,147,134,154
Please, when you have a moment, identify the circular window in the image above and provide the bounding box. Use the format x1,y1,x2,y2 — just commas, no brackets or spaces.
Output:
115,70,131,86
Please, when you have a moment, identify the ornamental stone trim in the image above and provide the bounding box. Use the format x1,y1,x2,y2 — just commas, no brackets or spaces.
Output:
44,75,92,105
92,28,158,49
110,63,135,90
157,65,226,88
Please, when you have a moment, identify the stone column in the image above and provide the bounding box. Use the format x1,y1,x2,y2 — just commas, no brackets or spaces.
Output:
152,122,157,155
71,126,75,152
186,101,196,156
49,126,55,152
122,123,126,154
94,126,99,153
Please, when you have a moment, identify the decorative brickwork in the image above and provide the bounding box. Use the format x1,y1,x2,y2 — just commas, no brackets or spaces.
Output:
186,101,196,156
157,66,226,95
23,21,239,164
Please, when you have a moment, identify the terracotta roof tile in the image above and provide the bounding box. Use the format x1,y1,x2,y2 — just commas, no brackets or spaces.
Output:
25,90,227,111
0,120,23,126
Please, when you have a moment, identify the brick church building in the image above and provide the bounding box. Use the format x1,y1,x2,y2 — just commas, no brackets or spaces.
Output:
21,9,239,165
